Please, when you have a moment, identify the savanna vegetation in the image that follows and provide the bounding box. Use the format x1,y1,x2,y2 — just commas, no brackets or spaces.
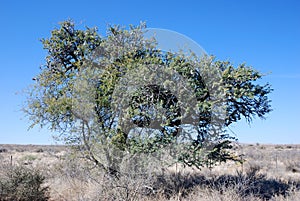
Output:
0,143,300,200
7,20,287,200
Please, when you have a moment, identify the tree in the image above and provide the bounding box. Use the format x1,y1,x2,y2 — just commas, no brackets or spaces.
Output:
24,20,272,176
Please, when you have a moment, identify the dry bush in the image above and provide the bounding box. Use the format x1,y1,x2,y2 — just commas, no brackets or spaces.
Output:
46,153,299,201
0,164,49,201
285,160,300,173
48,151,167,201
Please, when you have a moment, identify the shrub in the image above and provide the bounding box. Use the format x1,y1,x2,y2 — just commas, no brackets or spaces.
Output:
285,161,300,173
0,148,7,153
0,165,49,201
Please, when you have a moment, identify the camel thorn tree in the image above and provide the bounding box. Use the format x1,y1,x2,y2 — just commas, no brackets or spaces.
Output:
24,20,272,177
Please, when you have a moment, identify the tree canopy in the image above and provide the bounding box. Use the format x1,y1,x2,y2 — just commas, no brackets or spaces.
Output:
24,20,272,174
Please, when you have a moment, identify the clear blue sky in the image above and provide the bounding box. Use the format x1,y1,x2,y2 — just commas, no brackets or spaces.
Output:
0,0,299,144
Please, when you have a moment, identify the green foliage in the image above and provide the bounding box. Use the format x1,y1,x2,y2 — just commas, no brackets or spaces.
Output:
24,20,272,174
0,165,49,201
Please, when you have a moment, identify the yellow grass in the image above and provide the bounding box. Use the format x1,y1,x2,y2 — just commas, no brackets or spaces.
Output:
0,143,299,200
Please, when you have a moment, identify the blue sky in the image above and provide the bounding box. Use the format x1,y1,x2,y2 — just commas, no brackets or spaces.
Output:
0,0,299,144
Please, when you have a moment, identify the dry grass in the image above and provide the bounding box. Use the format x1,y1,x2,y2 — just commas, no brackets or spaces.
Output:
0,143,299,200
